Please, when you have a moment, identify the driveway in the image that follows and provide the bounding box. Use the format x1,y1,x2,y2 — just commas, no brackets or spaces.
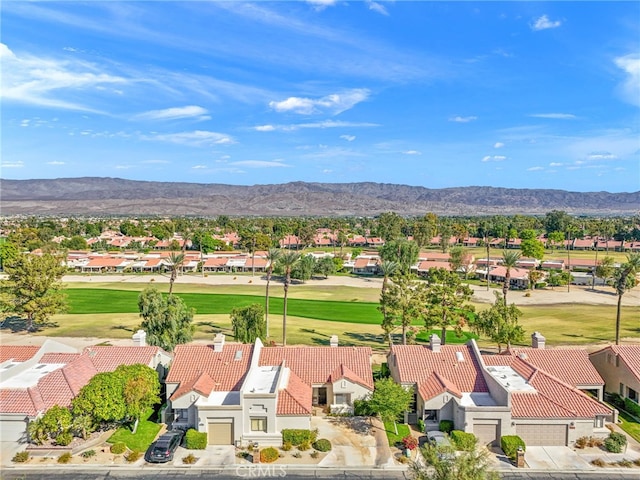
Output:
525,446,593,470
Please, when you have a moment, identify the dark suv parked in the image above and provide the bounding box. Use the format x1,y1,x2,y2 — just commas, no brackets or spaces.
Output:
145,430,184,463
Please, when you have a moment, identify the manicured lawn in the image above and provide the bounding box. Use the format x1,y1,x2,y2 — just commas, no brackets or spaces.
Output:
618,411,640,443
107,409,161,452
416,330,478,344
384,421,410,446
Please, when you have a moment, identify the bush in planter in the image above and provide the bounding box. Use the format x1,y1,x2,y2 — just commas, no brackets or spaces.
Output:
260,447,279,463
312,438,332,452
450,430,477,451
57,452,72,464
56,431,73,446
281,441,292,451
501,435,525,461
417,419,425,433
110,442,127,454
185,428,207,449
439,420,454,433
182,453,198,464
604,432,627,453
12,451,29,463
282,429,317,446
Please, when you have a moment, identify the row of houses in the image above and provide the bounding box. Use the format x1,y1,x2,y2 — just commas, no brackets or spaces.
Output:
2,330,639,450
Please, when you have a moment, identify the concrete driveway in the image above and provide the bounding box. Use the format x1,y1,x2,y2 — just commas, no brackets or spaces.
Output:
525,446,593,470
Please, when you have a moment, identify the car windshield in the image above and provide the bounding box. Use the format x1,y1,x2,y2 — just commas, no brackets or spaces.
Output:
153,443,170,452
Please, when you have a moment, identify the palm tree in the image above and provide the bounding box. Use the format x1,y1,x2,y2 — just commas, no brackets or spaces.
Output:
501,251,521,302
378,260,399,345
167,250,185,296
613,253,640,345
264,248,281,338
278,251,300,346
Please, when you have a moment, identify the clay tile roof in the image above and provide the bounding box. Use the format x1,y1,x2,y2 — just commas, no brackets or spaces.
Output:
204,257,229,266
417,261,451,271
329,364,372,389
390,345,487,395
278,370,312,415
40,353,81,364
81,346,161,372
0,390,38,415
246,257,268,268
418,371,463,401
259,346,374,390
506,348,604,386
0,346,40,363
595,345,640,381
85,257,127,267
354,258,370,268
167,343,254,396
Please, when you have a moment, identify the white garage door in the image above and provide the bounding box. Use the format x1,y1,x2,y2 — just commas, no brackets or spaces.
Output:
0,419,27,443
473,422,499,447
208,421,233,445
516,424,567,446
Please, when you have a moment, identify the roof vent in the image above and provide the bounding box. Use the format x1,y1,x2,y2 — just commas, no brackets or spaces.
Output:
430,334,441,353
531,331,546,349
234,350,243,361
330,335,339,347
455,351,464,362
518,352,528,360
213,333,225,352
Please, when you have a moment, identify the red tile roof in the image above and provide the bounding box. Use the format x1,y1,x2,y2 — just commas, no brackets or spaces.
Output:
81,346,164,372
390,345,488,399
418,372,463,401
329,364,372,390
278,370,312,415
591,345,640,381
505,348,604,386
260,346,374,390
0,346,40,363
417,261,451,271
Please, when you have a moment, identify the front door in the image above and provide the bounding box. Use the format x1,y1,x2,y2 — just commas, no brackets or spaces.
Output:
313,387,327,405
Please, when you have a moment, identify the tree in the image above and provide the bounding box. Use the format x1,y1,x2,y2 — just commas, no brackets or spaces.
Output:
61,235,88,250
166,250,185,295
118,364,160,433
543,210,572,235
72,371,128,424
0,241,19,271
528,269,544,290
520,238,545,260
547,231,565,250
138,287,195,352
27,405,73,444
471,292,524,353
413,213,438,248
613,253,640,345
231,303,266,343
379,239,419,275
411,446,499,480
595,256,615,286
264,248,281,338
368,378,413,435
1,252,67,330
277,251,300,346
424,268,474,345
314,256,336,278
378,260,399,345
291,254,316,282
377,212,405,242
501,251,521,303
448,246,466,277
380,274,427,345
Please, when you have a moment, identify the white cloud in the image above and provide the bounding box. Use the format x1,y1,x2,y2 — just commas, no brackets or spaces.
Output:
228,160,289,168
527,166,544,171
586,152,617,161
2,160,24,168
148,130,235,147
306,0,336,10
254,124,276,132
482,155,507,162
367,1,389,16
192,165,207,169
0,42,127,112
449,115,477,123
403,150,422,155
549,162,563,167
323,169,333,174
494,142,504,148
20,119,30,127
135,105,210,121
614,54,640,107
47,161,65,165
261,120,378,132
115,165,132,169
340,135,356,142
531,15,562,31
529,113,576,119
269,88,370,115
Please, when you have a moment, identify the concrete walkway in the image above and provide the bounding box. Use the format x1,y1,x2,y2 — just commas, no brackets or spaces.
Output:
525,447,593,470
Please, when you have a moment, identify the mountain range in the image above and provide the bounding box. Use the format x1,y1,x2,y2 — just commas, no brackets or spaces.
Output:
1,177,638,216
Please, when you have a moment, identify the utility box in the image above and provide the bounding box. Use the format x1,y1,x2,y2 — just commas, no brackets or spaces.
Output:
516,447,525,468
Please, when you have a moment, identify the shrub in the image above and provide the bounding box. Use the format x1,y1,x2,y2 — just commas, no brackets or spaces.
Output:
260,447,279,463
81,450,96,459
591,458,605,467
633,458,640,467
312,438,332,452
588,437,603,448
604,431,627,453
353,399,373,416
402,435,418,451
292,451,301,458
12,451,29,463
396,454,409,464
236,451,250,460
56,431,73,446
417,419,425,433
298,440,311,451
182,453,198,464
110,442,127,454
450,430,477,451
281,441,292,451
624,398,640,417
185,428,207,449
125,450,142,463
310,451,319,459
617,459,633,468
282,429,318,446
439,420,454,433
57,452,72,464
575,436,588,449
501,435,526,461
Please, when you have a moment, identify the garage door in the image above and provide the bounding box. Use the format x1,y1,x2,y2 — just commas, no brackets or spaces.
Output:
473,422,499,447
0,419,27,443
516,424,567,446
208,421,233,445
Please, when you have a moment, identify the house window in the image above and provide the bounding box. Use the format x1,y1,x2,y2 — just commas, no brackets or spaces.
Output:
628,388,638,402
620,383,625,396
176,409,188,421
251,417,267,432
334,393,350,405
425,410,438,421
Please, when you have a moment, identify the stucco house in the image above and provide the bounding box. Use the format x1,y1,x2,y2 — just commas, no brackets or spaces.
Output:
165,334,373,446
0,332,171,446
590,345,640,406
388,333,612,447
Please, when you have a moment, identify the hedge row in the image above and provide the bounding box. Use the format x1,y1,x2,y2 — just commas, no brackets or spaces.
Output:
501,435,525,461
282,429,318,446
450,430,477,451
185,429,207,449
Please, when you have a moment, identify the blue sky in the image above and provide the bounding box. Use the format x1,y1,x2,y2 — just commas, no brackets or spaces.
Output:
1,1,639,192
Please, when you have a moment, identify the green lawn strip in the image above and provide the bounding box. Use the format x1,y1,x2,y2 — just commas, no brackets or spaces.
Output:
618,411,640,443
107,409,161,452
415,330,477,344
384,421,410,446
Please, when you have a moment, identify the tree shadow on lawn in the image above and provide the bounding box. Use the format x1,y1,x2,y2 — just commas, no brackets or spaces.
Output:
0,316,58,333
562,333,613,342
343,331,397,346
112,324,134,332
196,320,232,335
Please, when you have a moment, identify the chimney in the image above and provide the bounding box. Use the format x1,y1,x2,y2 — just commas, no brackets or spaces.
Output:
531,331,546,349
213,333,225,352
132,329,147,347
429,334,441,353
330,335,339,347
